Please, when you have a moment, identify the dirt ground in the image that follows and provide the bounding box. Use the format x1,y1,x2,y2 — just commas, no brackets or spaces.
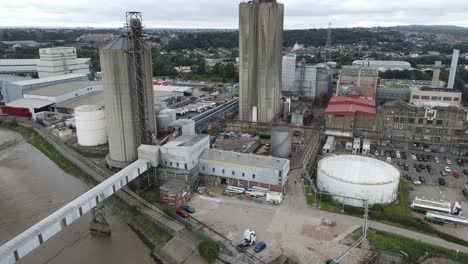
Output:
189,171,364,263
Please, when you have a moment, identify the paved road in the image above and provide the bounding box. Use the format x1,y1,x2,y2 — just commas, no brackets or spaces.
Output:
287,165,468,254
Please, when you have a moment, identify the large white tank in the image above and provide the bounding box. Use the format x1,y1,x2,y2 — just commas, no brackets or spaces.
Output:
159,109,176,121
74,105,107,146
271,127,292,158
317,155,400,207
157,113,174,132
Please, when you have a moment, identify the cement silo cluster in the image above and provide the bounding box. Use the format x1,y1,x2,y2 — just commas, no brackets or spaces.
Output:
157,109,176,132
74,105,107,146
317,155,400,207
100,14,156,169
271,127,292,158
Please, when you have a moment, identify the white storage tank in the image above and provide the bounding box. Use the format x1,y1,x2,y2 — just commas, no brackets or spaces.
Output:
74,105,107,146
157,114,173,132
271,127,292,158
317,155,400,207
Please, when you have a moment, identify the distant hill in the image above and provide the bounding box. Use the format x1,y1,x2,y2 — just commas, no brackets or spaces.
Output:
391,25,468,37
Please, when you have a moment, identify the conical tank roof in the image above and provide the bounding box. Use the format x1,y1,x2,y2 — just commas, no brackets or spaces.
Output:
102,36,130,50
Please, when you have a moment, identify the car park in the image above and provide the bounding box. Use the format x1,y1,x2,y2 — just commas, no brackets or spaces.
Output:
438,178,446,185
453,171,460,178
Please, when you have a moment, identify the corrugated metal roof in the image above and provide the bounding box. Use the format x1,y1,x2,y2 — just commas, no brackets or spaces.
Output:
11,74,88,86
326,95,376,116
24,81,102,97
162,135,208,148
6,98,54,109
54,91,104,109
200,149,289,170
0,58,90,66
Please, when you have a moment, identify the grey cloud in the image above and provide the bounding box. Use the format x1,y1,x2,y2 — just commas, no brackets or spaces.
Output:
0,0,467,28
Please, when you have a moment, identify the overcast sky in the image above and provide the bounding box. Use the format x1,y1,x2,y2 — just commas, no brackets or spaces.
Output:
2,0,468,29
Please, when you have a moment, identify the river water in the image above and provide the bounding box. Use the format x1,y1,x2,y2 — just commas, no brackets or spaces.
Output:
0,128,154,264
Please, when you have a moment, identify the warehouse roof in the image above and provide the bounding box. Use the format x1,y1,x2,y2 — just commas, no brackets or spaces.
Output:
162,135,208,148
6,98,54,109
54,91,104,109
24,81,102,97
326,95,376,116
200,149,289,170
11,73,88,86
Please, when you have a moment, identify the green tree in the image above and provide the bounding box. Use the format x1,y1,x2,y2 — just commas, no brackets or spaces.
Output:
211,63,224,76
198,239,219,263
161,65,177,77
162,205,176,218
223,63,236,79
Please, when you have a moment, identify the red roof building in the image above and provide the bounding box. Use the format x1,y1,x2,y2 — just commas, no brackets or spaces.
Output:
326,94,376,116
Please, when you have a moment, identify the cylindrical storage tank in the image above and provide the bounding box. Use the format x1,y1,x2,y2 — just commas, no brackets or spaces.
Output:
157,113,173,132
74,105,107,146
317,155,400,207
159,109,176,122
154,102,168,114
271,127,292,158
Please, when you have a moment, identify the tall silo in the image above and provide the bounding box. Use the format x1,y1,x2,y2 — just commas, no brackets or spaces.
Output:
271,127,292,158
100,22,156,169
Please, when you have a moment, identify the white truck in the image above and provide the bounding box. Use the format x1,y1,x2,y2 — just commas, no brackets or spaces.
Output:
411,197,462,215
237,229,256,250
425,211,468,226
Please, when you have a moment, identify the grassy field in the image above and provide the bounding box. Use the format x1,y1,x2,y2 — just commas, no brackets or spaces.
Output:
0,120,171,245
77,149,107,159
350,228,468,263
305,178,468,247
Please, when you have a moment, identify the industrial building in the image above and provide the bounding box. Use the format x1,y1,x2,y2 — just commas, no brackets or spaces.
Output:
159,179,192,207
239,0,283,122
22,81,102,103
2,73,88,103
37,47,91,78
54,90,103,114
317,155,400,207
409,87,461,106
338,66,379,95
351,60,412,71
199,149,290,193
159,135,210,171
282,53,296,92
100,15,156,169
0,48,90,77
0,75,31,102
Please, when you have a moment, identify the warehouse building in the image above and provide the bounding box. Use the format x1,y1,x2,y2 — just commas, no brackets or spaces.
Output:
54,90,103,114
2,73,88,103
352,60,412,71
159,135,210,171
199,149,290,193
22,80,102,104
338,66,379,94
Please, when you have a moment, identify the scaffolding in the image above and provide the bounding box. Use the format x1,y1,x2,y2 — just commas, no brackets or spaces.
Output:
126,12,153,146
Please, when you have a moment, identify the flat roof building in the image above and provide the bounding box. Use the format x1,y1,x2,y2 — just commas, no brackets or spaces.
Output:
352,60,412,71
23,81,102,104
199,149,290,193
160,135,210,171
2,73,89,103
410,87,461,106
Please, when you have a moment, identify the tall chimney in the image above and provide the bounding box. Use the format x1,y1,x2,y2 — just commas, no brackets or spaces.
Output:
431,61,441,88
447,49,459,89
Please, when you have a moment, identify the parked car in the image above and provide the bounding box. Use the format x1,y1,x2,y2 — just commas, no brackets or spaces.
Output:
254,242,267,253
374,150,379,156
446,158,452,165
428,169,434,174
419,164,426,170
440,170,447,177
180,205,196,214
445,166,451,172
426,164,432,170
434,158,440,164
438,178,446,185
453,171,460,178
463,170,468,176
416,167,422,172
380,150,385,156
411,154,417,160
419,176,426,183
397,161,404,166
404,164,409,171
176,208,190,218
